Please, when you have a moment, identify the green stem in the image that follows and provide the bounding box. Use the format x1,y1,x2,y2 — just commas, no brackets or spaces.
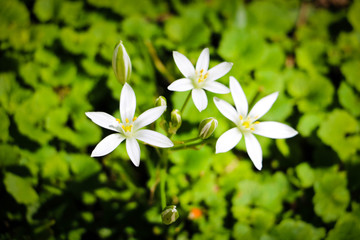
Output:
160,168,166,210
159,149,168,210
171,139,210,150
180,91,192,113
174,136,201,145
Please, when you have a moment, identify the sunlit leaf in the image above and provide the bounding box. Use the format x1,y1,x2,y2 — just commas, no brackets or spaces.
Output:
317,109,360,161
4,172,39,205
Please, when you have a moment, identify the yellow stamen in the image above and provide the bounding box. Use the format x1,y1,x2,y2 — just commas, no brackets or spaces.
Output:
200,69,204,74
125,118,129,123
243,121,250,128
133,116,137,121
122,125,126,130
250,127,255,131
239,115,243,120
254,121,260,125
116,118,121,123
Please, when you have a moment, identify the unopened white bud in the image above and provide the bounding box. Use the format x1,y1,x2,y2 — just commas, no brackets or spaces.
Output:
161,205,179,225
198,117,218,139
112,41,132,84
155,96,167,107
168,109,181,134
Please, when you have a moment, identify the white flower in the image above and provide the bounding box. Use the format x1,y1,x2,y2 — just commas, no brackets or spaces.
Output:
85,83,174,167
168,48,233,112
214,77,298,170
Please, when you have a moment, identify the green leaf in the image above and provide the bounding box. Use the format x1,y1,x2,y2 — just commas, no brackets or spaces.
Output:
4,172,39,205
338,81,360,117
0,108,10,142
341,60,360,92
295,163,315,188
270,219,325,240
317,109,360,161
247,0,298,39
69,155,101,180
0,73,31,114
219,28,266,73
313,170,350,222
286,70,334,113
42,153,70,180
296,40,328,75
14,86,59,145
297,113,324,137
326,213,360,240
348,0,360,31
0,144,20,167
0,0,30,40
33,0,61,22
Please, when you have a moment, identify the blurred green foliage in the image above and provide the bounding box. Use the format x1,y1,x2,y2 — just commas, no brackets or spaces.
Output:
1,0,360,239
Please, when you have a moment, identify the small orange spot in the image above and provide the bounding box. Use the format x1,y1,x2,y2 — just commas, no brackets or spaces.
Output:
125,118,129,123
133,116,137,121
116,118,121,123
189,208,203,220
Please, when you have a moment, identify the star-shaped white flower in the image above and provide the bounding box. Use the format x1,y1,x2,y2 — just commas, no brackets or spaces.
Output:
214,77,298,170
168,48,233,112
85,83,174,167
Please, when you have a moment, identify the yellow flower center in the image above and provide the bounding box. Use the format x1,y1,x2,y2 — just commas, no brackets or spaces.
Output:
239,115,259,132
116,117,137,133
197,69,209,83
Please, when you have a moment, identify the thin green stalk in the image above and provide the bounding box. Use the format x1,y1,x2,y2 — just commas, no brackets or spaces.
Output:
159,149,169,210
180,91,192,113
174,136,201,145
171,139,209,150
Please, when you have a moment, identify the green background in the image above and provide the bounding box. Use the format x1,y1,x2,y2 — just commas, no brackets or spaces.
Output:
1,0,360,239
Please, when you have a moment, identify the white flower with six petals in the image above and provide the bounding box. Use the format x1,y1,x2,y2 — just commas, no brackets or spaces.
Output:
214,77,298,170
86,83,174,167
168,48,233,112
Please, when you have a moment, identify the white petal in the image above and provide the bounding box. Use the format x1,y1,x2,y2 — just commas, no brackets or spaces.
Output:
173,51,195,79
85,112,119,132
230,76,248,116
213,97,239,125
192,88,208,112
120,83,136,123
206,62,233,82
91,133,125,157
168,78,194,92
215,127,242,153
135,129,174,148
203,81,230,94
253,121,298,139
196,48,209,72
248,92,278,121
244,133,262,170
134,106,166,130
126,138,141,167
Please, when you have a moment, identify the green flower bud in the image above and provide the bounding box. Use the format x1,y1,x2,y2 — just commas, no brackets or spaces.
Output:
161,205,179,225
112,40,132,84
168,109,181,134
155,96,167,107
198,117,218,139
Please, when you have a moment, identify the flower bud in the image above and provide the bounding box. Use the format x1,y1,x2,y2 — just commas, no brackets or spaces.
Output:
168,109,181,134
112,40,132,84
198,117,218,139
161,205,179,225
155,96,167,107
